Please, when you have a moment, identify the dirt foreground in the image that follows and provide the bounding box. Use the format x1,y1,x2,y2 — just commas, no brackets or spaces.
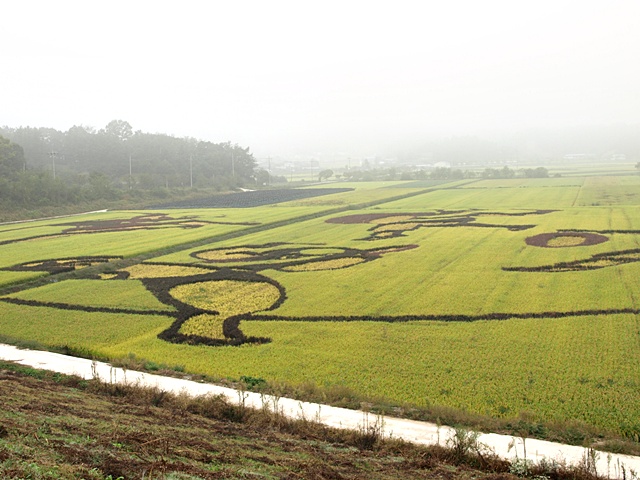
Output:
1,343,638,479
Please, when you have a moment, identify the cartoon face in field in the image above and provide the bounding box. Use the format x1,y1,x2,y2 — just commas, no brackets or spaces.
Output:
2,209,639,348
1,242,417,347
325,209,554,240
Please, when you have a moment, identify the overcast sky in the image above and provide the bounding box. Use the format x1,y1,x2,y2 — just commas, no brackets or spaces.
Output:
3,1,639,158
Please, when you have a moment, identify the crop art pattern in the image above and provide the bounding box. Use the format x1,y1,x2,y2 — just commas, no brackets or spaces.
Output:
505,230,640,272
0,213,258,246
0,243,418,346
2,209,639,347
325,209,556,240
3,256,122,274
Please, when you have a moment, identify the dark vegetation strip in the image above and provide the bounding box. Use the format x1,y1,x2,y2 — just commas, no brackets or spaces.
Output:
503,248,640,272
477,209,558,216
2,256,123,274
525,232,609,248
327,209,555,224
0,213,259,246
0,297,176,317
150,187,355,208
563,229,640,234
246,308,640,324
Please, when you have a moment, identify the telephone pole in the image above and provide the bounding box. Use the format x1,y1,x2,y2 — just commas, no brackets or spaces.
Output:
231,152,235,178
48,151,58,179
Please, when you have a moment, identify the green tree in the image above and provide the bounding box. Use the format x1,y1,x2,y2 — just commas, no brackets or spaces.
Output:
0,135,26,177
319,169,334,181
501,166,515,178
102,119,133,142
255,168,271,186
521,167,549,178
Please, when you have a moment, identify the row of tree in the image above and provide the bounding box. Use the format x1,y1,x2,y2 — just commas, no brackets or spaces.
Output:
0,120,261,190
341,165,549,182
0,121,270,209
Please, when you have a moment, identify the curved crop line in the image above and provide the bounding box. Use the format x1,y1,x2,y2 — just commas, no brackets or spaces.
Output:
503,248,640,272
2,256,123,274
475,209,558,217
0,213,258,246
366,220,535,239
141,261,220,272
244,308,640,324
189,244,415,273
326,209,556,225
4,293,637,347
562,229,640,234
0,297,176,317
0,234,72,247
143,268,286,347
328,209,554,241
524,232,609,248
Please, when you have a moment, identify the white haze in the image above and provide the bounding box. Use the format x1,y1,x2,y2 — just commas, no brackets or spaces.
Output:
2,0,639,159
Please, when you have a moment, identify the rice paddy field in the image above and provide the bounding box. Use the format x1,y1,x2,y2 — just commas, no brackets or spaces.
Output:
1,176,640,441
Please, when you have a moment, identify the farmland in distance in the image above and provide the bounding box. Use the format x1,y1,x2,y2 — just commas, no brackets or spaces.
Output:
1,178,639,442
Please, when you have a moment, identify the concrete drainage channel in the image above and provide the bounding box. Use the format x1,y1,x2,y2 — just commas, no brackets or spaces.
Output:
1,343,639,479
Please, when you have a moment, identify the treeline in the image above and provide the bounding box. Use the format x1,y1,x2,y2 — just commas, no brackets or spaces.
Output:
0,121,270,211
342,165,549,182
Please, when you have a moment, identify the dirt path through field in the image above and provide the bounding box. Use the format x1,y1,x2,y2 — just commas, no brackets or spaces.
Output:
1,343,638,478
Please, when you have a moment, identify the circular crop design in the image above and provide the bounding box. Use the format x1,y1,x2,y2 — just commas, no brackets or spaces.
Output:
169,280,281,317
194,248,259,262
525,232,609,248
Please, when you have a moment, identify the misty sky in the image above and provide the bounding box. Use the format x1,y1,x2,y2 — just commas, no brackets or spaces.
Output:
3,1,639,158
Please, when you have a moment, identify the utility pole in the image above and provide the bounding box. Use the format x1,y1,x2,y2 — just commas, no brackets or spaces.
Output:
189,154,193,188
48,151,58,179
129,154,132,190
231,152,235,178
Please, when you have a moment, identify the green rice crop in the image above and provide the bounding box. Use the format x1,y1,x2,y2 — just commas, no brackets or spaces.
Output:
1,176,640,438
2,279,175,312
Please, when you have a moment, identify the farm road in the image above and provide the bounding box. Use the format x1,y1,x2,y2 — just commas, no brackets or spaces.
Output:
1,343,639,479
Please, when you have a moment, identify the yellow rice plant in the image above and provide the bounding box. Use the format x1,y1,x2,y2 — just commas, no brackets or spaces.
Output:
374,215,417,224
377,222,422,232
99,273,119,280
282,257,365,272
179,313,225,339
195,248,257,261
123,264,212,279
170,280,280,317
546,236,588,247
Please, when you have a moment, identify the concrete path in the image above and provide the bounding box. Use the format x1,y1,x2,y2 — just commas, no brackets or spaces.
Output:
1,343,638,479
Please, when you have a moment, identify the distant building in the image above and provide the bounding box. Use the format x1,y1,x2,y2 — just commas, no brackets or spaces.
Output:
434,161,451,168
562,154,596,161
